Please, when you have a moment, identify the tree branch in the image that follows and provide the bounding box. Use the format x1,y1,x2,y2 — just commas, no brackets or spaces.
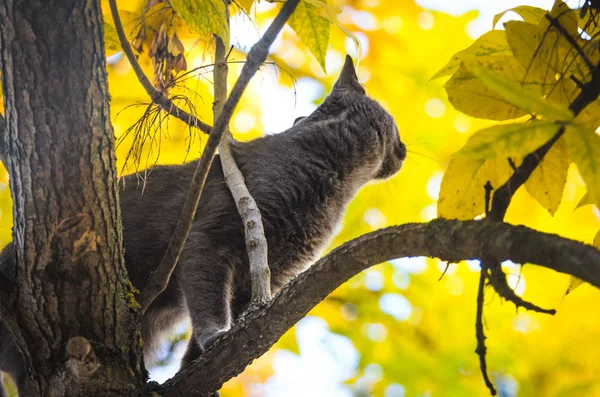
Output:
487,259,555,314
138,0,300,312
475,264,496,396
108,0,212,134
213,13,271,306
161,219,600,396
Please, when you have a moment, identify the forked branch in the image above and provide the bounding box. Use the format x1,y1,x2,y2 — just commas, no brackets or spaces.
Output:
161,219,600,396
138,0,300,312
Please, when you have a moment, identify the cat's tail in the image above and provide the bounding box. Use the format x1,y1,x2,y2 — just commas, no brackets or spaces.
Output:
0,242,26,396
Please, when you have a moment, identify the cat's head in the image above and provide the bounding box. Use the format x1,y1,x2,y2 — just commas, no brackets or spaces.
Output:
324,55,406,180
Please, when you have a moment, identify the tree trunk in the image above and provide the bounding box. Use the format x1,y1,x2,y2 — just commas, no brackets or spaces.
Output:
0,0,144,395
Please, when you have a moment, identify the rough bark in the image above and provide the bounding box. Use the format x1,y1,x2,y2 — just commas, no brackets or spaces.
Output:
162,219,600,396
0,0,143,395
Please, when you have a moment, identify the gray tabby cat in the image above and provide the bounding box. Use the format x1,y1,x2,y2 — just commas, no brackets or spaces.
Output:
0,55,405,395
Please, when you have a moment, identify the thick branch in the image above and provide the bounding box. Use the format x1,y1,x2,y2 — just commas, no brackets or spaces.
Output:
138,0,300,312
108,0,212,133
162,219,600,396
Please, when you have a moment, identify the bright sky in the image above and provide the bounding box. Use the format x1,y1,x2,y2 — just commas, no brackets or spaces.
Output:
151,1,561,396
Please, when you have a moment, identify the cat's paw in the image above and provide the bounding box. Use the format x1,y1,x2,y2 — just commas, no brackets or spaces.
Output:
202,329,228,350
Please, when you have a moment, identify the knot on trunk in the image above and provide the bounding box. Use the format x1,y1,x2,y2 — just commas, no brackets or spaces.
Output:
66,336,100,377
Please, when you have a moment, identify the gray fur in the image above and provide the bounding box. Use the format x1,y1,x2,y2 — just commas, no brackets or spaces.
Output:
0,55,405,393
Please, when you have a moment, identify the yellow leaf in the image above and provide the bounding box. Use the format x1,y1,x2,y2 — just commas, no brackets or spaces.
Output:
492,5,547,29
443,64,527,121
304,0,342,21
236,0,254,13
543,0,578,38
504,20,583,87
566,229,600,295
566,126,600,207
103,22,121,56
525,136,569,215
431,30,512,80
456,120,561,159
576,100,600,130
471,66,573,120
438,157,512,220
170,0,229,47
565,276,585,295
288,0,331,72
576,192,594,209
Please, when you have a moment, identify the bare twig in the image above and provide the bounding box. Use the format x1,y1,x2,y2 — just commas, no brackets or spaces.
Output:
475,263,496,396
161,219,600,396
214,4,271,306
138,0,300,312
108,0,212,133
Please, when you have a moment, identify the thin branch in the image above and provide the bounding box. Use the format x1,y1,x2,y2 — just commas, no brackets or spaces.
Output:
214,5,271,306
161,219,600,396
489,60,600,220
108,0,212,134
475,263,496,396
138,0,300,313
488,260,556,314
545,14,594,71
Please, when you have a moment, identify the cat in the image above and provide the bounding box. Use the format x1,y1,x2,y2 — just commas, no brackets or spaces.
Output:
0,55,406,395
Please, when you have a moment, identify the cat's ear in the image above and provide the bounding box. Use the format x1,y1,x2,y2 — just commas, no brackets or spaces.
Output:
332,55,366,95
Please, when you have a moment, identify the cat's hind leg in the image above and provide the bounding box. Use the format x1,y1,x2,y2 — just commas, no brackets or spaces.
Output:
179,248,235,366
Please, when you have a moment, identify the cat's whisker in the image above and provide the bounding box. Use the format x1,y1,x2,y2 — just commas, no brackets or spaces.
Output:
406,150,444,166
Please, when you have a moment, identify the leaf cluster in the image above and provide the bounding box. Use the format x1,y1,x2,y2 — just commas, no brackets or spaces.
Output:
434,0,600,232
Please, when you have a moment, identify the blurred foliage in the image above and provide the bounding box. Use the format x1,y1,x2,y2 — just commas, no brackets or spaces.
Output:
1,0,600,396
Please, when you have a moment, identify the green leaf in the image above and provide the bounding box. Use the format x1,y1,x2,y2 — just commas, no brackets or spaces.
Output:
566,126,600,207
431,30,512,80
288,0,331,72
438,156,512,220
444,64,527,121
103,22,121,56
455,120,561,159
170,0,229,47
492,5,547,29
525,136,569,215
471,66,573,120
